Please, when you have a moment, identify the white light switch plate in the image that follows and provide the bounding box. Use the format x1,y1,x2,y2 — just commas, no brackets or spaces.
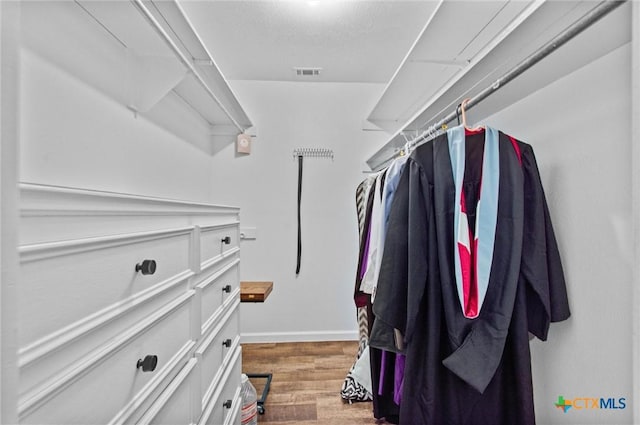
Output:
240,227,257,240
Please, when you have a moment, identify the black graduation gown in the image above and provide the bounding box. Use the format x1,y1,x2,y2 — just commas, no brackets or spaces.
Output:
370,130,570,425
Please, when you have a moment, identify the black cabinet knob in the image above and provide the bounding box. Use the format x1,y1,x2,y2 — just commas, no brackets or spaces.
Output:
222,284,232,293
135,260,157,275
223,399,232,409
222,338,232,348
136,355,158,372
221,236,231,245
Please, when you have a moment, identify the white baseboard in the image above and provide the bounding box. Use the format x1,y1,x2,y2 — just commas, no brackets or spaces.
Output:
240,330,358,344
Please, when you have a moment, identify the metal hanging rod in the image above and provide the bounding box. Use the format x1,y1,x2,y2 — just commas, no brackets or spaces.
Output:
131,0,246,133
293,148,334,160
399,0,626,155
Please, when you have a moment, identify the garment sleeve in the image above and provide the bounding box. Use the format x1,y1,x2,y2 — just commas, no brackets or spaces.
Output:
370,159,430,352
369,164,410,353
404,158,431,345
521,144,571,340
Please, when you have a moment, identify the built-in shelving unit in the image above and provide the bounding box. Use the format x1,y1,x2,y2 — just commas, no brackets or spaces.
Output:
365,0,631,171
21,0,253,155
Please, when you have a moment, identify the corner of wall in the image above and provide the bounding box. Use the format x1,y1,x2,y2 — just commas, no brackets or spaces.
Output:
1,1,21,422
631,2,640,424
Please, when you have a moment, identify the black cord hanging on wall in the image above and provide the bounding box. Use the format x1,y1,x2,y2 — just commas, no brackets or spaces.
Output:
296,154,303,275
293,148,334,275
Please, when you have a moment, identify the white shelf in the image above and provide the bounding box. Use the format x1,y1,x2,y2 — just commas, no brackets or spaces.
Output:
21,0,253,155
365,0,631,171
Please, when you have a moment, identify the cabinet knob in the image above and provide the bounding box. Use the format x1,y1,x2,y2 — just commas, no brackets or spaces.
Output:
223,399,232,409
136,355,158,372
221,236,231,245
222,338,232,348
135,260,157,275
222,284,232,293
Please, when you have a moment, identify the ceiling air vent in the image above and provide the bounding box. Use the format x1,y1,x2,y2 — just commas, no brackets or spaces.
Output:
294,67,322,77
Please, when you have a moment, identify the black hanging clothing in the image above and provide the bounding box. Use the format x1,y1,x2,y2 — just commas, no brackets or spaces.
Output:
370,128,570,425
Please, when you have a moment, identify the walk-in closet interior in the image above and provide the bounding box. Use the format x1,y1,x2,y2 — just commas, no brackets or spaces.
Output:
0,1,639,424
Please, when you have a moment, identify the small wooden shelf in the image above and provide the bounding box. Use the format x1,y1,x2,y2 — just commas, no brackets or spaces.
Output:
240,281,273,303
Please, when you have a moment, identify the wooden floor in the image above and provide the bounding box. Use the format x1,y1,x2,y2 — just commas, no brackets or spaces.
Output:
242,341,381,425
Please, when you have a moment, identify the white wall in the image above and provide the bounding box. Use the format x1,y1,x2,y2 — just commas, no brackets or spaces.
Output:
1,2,20,423
481,44,632,425
208,80,387,342
632,4,640,424
18,48,215,202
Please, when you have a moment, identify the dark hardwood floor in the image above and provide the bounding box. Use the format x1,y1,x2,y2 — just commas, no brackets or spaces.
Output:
242,341,381,424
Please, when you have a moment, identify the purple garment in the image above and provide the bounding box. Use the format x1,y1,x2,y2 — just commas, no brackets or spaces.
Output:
394,354,406,405
359,226,372,280
378,350,387,395
379,351,406,404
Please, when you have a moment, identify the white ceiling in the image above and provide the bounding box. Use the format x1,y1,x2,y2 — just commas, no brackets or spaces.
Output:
178,0,439,83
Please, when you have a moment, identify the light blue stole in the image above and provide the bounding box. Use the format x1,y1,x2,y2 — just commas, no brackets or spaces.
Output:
447,125,499,318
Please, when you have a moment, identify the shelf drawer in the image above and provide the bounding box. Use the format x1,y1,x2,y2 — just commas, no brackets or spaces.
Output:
200,224,239,265
19,227,194,348
19,274,191,402
196,301,240,406
136,358,199,425
19,293,195,424
197,260,239,333
217,351,242,425
198,347,242,425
